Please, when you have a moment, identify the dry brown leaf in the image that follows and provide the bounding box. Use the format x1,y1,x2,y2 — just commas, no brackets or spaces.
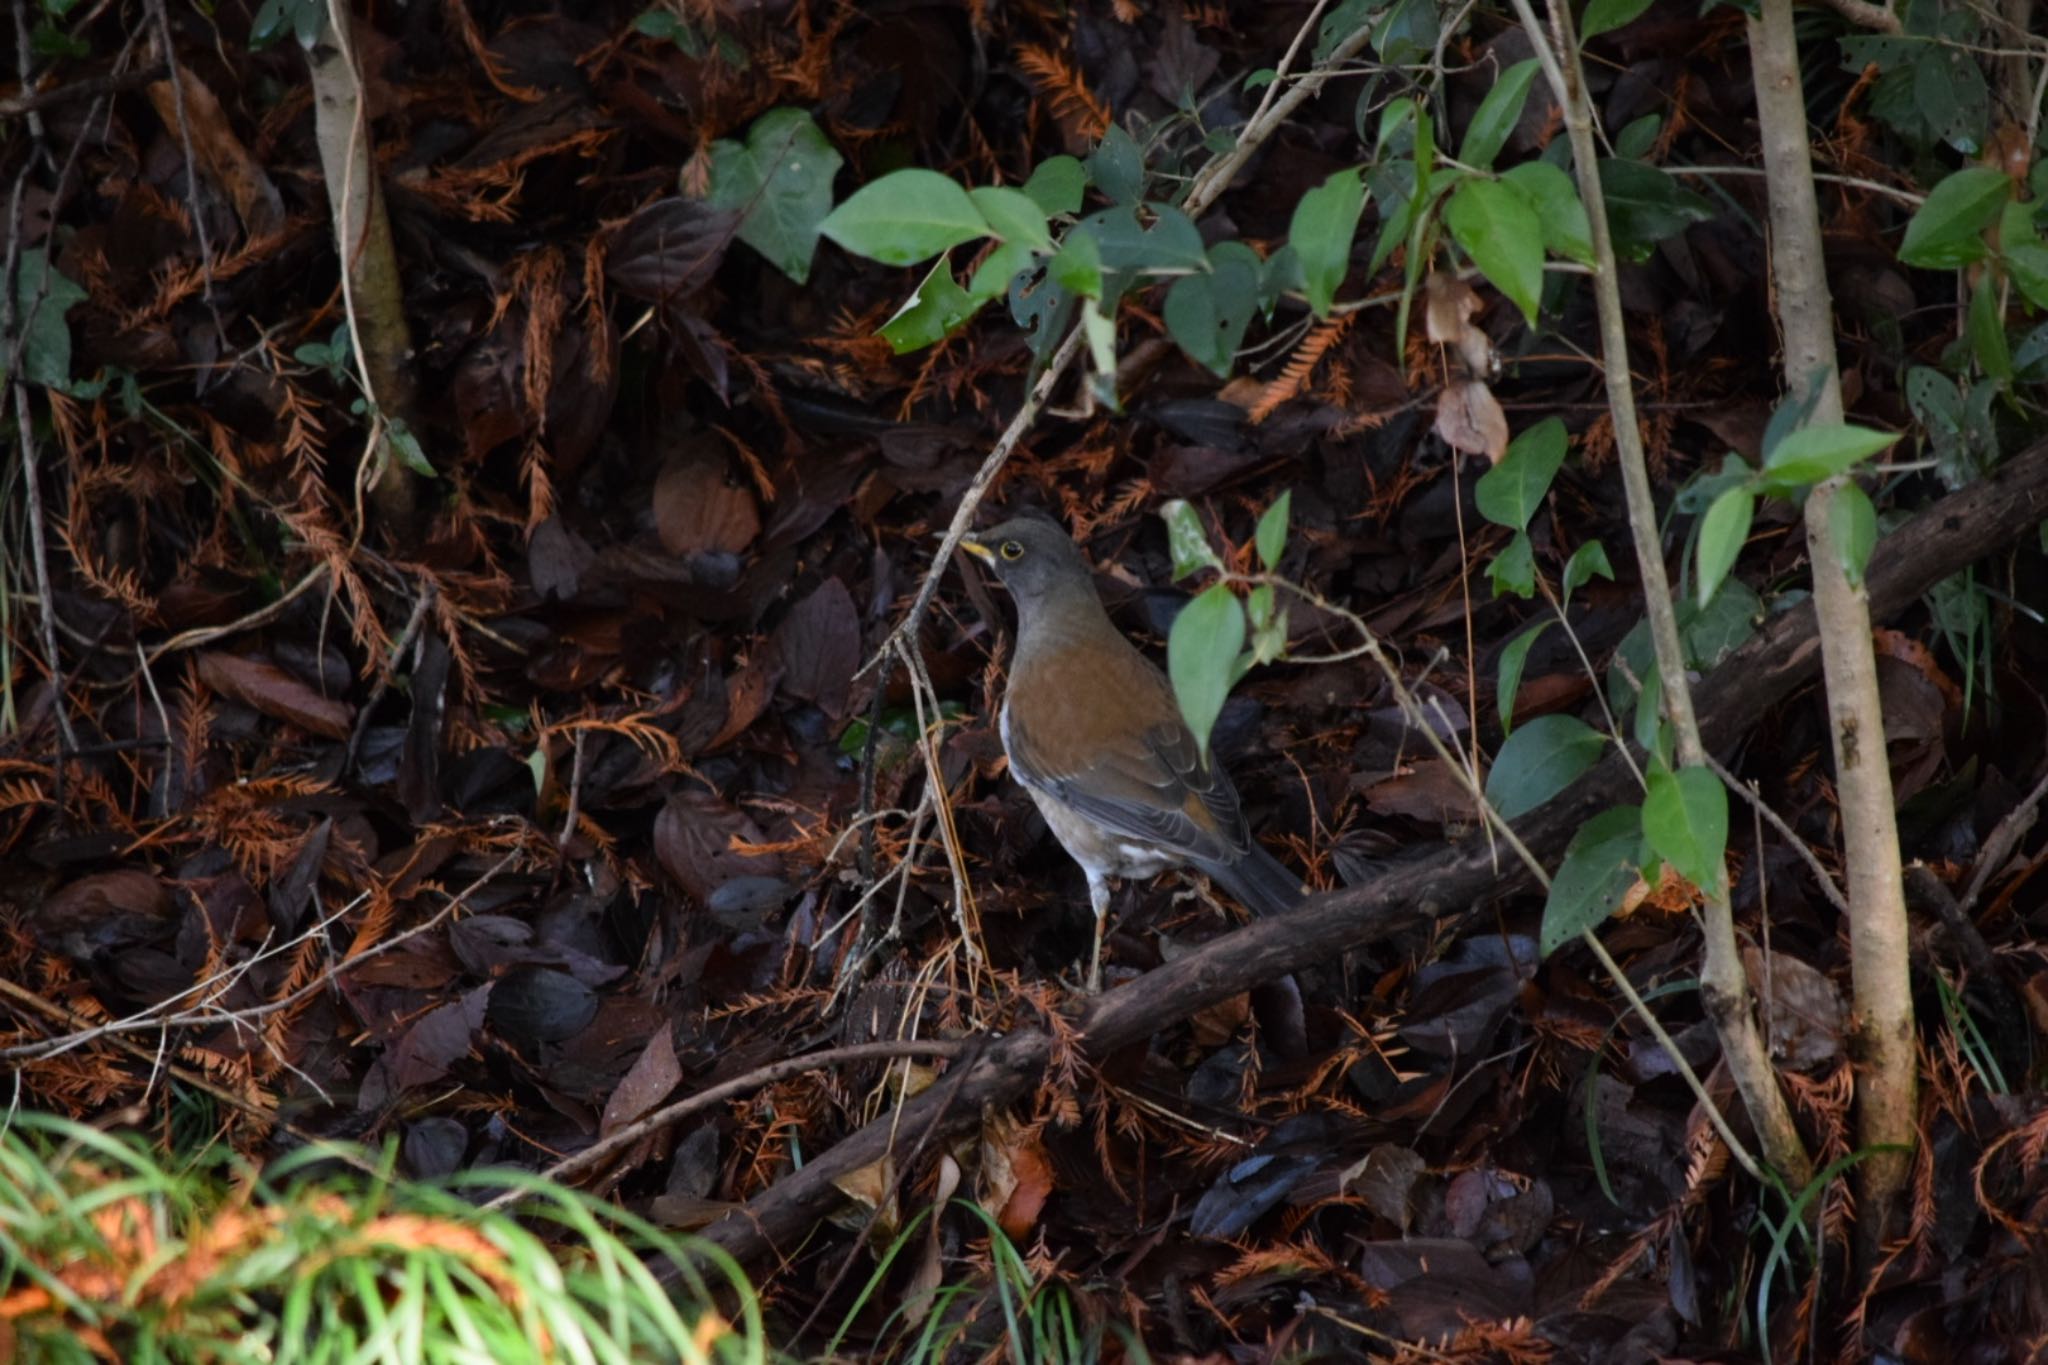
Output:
196,652,354,739
1434,378,1509,462
600,1027,682,1137
653,450,760,557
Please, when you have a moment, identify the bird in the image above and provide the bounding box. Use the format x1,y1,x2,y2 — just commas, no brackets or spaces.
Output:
960,511,1305,991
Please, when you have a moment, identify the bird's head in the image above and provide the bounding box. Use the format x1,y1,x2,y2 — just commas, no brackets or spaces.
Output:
960,512,1096,620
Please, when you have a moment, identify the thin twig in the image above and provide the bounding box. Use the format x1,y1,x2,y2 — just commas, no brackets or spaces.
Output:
483,1038,969,1213
1705,754,1852,918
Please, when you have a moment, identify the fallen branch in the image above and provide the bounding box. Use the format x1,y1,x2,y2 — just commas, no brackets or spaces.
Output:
698,438,2048,1269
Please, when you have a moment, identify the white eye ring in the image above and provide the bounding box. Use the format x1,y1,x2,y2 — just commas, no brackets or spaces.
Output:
1000,541,1024,561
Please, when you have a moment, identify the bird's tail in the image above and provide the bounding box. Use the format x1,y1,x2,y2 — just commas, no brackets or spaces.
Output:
1206,842,1307,917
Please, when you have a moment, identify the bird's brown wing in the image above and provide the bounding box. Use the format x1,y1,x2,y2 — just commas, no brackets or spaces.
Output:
1003,655,1253,867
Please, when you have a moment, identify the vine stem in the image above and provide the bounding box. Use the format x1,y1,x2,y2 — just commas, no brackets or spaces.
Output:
1505,0,1812,1189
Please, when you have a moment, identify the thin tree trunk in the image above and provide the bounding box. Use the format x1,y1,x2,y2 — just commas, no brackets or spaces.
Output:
1748,0,1914,1250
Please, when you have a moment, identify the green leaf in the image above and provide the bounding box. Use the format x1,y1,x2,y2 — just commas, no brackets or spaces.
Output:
1695,485,1754,609
1247,583,1275,630
1168,582,1246,759
387,420,436,476
968,186,1053,251
1486,713,1606,820
1612,114,1661,162
1561,540,1613,604
1244,67,1277,91
2006,241,2048,310
1460,58,1538,170
1290,168,1368,318
1497,619,1553,733
1540,805,1644,957
1680,578,1761,669
878,257,983,353
818,169,988,266
1163,241,1260,377
1080,298,1118,406
4,247,88,390
966,240,1038,303
1475,417,1569,531
1968,274,2013,380
1581,0,1656,38
1760,422,1899,492
1829,480,1878,587
1022,156,1086,217
705,108,842,284
1897,166,2010,268
1597,159,1713,262
1087,125,1144,205
1489,529,1537,599
1443,178,1544,324
1641,764,1726,893
1256,490,1291,571
1501,161,1594,264
1248,589,1288,665
1159,500,1224,580
1049,230,1103,299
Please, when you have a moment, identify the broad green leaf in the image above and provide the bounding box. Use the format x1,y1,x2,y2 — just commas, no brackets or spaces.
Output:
968,186,1053,251
1163,241,1260,377
1256,490,1291,571
1760,422,1899,491
1581,0,1656,38
1598,159,1713,261
819,169,987,266
1476,417,1569,531
1370,0,1438,66
2007,241,2048,310
1290,168,1368,318
1501,161,1594,264
1489,529,1536,599
1168,582,1246,759
879,258,982,353
966,240,1038,303
1562,540,1613,604
1680,578,1761,669
1540,805,1644,956
1087,125,1144,205
1022,155,1086,217
1486,713,1606,820
1612,114,1661,162
1443,178,1544,324
705,108,842,284
1049,230,1103,298
1829,480,1878,587
1159,500,1223,580
1460,58,1538,170
4,247,88,390
1497,619,1553,733
1897,166,2009,268
1641,764,1726,893
1695,485,1754,609
1968,274,2013,380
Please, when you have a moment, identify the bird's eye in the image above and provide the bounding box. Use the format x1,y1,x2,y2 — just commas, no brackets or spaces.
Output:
1000,541,1024,561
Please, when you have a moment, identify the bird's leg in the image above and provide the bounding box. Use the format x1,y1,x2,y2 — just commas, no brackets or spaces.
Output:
1086,872,1111,994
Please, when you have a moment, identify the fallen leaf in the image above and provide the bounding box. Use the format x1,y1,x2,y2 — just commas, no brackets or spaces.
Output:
196,652,355,739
